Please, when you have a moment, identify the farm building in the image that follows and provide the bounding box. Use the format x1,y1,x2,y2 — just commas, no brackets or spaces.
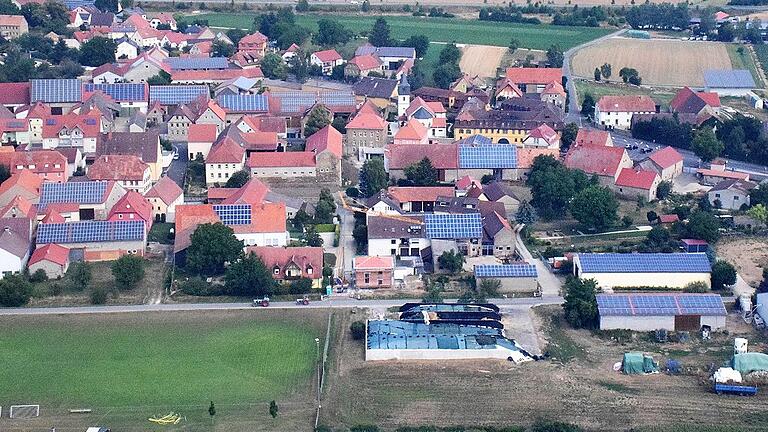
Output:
365,320,530,362
704,69,756,96
474,263,538,293
680,239,708,253
597,293,726,331
573,253,711,289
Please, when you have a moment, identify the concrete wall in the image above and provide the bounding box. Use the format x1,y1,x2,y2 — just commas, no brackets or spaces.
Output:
366,347,518,361
577,271,711,289
28,259,67,279
478,276,538,293
600,315,726,331
237,231,289,248
250,166,317,178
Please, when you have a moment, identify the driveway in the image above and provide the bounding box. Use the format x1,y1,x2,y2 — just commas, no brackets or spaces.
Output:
167,142,188,187
515,228,563,297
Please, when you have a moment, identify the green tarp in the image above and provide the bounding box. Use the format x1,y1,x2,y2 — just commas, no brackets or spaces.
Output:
623,352,658,374
732,353,768,375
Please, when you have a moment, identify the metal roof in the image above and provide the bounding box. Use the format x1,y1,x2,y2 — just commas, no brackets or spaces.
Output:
84,83,147,102
166,57,230,71
366,320,522,351
459,142,517,169
577,253,711,274
149,85,209,105
475,264,537,278
31,79,82,103
38,181,109,210
37,220,145,244
704,69,756,89
424,213,483,239
597,293,726,317
216,94,269,112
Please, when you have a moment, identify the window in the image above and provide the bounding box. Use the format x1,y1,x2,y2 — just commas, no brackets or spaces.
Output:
364,272,370,284
734,196,739,201
306,266,313,275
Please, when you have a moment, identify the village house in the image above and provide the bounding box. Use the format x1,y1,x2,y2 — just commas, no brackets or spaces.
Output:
613,168,661,201
205,137,246,186
188,123,219,160
563,144,633,187
107,190,153,230
345,104,388,160
88,154,152,193
247,246,324,289
0,170,43,207
310,49,344,75
37,180,127,221
9,150,68,183
594,95,656,130
344,54,384,79
28,243,70,279
143,175,183,223
639,146,684,181
708,179,757,210
575,128,612,147
0,216,32,278
354,256,395,289
98,130,163,181
0,14,28,39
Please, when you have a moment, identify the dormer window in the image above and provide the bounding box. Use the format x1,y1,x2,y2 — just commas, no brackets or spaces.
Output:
306,265,313,275
273,265,280,275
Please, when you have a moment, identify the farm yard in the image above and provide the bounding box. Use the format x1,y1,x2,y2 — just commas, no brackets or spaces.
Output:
571,38,742,87
459,44,508,78
717,237,768,286
0,310,331,432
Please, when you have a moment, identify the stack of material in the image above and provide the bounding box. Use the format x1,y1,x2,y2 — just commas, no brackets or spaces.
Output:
713,367,743,384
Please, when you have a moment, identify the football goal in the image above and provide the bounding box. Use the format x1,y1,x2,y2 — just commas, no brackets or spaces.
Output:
10,405,40,419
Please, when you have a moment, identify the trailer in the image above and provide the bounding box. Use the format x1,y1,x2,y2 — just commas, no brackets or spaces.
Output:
714,383,758,396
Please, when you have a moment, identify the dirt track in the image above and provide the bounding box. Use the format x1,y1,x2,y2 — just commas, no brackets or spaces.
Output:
460,44,508,78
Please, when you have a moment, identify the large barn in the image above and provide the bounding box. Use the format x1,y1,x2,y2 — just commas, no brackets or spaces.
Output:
597,293,726,331
573,253,711,289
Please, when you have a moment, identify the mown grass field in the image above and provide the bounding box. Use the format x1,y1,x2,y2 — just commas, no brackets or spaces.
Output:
0,310,328,432
194,13,612,50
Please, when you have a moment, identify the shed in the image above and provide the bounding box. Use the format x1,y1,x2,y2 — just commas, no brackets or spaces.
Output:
597,293,726,331
573,253,711,289
474,263,538,293
680,239,708,253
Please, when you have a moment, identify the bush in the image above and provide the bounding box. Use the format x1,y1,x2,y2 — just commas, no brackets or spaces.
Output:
90,286,108,304
180,277,222,296
683,281,709,293
29,269,48,283
345,187,359,198
49,282,64,296
0,274,32,307
111,255,146,291
290,277,313,294
350,321,366,340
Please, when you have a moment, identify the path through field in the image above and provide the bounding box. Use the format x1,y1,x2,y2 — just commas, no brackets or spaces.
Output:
459,44,508,78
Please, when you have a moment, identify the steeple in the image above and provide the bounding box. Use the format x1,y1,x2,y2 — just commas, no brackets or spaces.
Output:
397,74,411,118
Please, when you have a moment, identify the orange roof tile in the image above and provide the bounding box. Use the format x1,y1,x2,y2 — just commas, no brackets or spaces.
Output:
347,111,386,130
505,67,562,85
394,118,428,141
89,154,149,181
221,178,269,204
144,175,183,205
596,95,656,113
648,146,683,170
109,190,153,222
387,186,454,203
306,125,342,159
0,170,43,198
206,137,245,164
247,151,316,168
29,243,70,267
354,255,394,270
188,123,218,142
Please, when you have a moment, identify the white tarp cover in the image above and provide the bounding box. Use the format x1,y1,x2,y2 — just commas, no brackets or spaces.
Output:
713,367,743,384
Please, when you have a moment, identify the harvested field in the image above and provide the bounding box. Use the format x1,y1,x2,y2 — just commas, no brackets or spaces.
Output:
459,44,508,78
572,37,733,87
716,237,768,286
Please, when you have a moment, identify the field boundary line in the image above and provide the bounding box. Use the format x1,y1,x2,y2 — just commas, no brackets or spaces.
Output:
315,311,332,429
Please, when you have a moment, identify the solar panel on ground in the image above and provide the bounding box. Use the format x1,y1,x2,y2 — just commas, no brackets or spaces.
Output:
37,220,145,244
167,57,230,71
475,264,537,278
596,293,726,317
459,143,517,169
213,204,251,225
31,79,82,103
38,182,109,210
424,213,482,239
704,69,756,89
149,85,209,105
84,83,147,102
577,253,711,273
216,95,269,112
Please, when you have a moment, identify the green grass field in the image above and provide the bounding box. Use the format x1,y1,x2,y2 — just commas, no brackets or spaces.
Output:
726,44,764,89
574,79,677,107
194,13,611,50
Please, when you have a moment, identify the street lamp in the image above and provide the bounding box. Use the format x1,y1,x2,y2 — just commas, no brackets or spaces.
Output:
315,337,321,406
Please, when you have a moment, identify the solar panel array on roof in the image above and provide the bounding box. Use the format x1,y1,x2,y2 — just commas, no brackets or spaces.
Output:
167,57,230,71
424,213,482,239
37,220,145,244
457,135,492,146
216,95,269,112
84,83,147,102
271,91,355,113
597,293,726,317
459,143,517,169
577,253,711,273
31,79,82,103
63,0,95,9
475,264,538,278
38,182,109,210
704,69,756,89
149,85,209,105
213,204,251,225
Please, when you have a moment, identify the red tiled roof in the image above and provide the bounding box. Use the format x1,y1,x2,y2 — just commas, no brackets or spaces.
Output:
405,97,434,118
144,175,182,205
0,118,25,133
348,54,381,71
246,246,323,280
385,143,458,170
89,155,149,181
40,207,66,223
596,95,656,113
615,168,658,190
659,214,680,223
542,81,566,96
387,186,455,203
0,195,35,219
306,125,342,159
495,77,523,98
313,49,342,63
221,178,270,204
108,190,152,222
649,146,683,170
394,118,428,141
247,151,316,168
0,82,30,105
188,123,218,142
239,32,268,45
564,145,628,177
455,175,479,190
669,87,721,113
207,187,236,201
346,111,386,129
41,113,101,139
206,137,245,164
526,124,558,144
575,128,610,147
0,170,43,198
232,202,286,234
10,150,67,176
29,243,70,267
696,168,749,181
516,148,559,169
0,15,27,27
241,116,286,134
505,67,562,85
354,255,394,270
681,238,708,245
698,92,721,107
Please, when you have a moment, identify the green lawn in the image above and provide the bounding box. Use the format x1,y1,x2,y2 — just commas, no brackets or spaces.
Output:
0,312,318,407
193,13,612,49
574,79,678,107
726,43,764,89
753,44,768,82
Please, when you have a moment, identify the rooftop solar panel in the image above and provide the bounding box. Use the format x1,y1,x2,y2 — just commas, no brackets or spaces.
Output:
38,182,109,210
424,213,482,239
37,220,145,244
577,253,711,274
216,95,269,112
597,293,726,317
474,264,538,278
84,83,147,102
271,91,355,113
213,204,251,225
31,79,82,103
167,57,230,71
459,143,517,169
149,85,209,105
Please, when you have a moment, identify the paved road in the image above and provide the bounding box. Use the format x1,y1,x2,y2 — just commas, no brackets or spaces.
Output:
167,142,189,187
0,296,564,315
515,227,563,297
338,207,356,279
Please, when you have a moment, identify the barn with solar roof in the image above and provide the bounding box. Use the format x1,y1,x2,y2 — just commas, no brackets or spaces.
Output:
573,253,711,289
474,263,539,293
597,293,726,331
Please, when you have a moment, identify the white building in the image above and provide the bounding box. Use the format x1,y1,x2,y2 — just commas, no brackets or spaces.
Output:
594,95,656,130
598,293,726,331
574,253,712,290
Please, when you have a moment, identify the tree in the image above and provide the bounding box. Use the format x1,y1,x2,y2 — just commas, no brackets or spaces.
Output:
314,18,352,46
289,51,309,82
94,0,118,12
331,116,347,134
561,122,578,151
211,39,234,57
656,180,672,200
89,286,108,304
747,203,768,225
225,28,248,46
759,268,768,294
186,223,244,276
290,277,313,294
600,63,612,79
350,321,366,340
303,105,332,137
147,70,172,85
527,155,593,219
684,281,709,293
686,211,721,243
225,170,250,188
353,224,367,254
508,37,519,54
691,128,723,163
438,42,462,65
296,0,309,11
259,52,287,79
711,260,737,291
581,93,595,116
643,225,673,252
594,67,601,81
0,274,32,307
111,254,145,291
314,189,336,224
368,17,390,46
360,158,387,197
546,44,564,67
304,225,323,247
0,0,19,14
269,400,279,418
438,250,464,273
646,210,658,223
68,261,92,292
570,186,618,230
433,62,462,89
562,276,598,329
515,200,537,225
404,157,438,186
402,35,430,58
361,0,370,11
79,37,117,67
224,252,275,296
